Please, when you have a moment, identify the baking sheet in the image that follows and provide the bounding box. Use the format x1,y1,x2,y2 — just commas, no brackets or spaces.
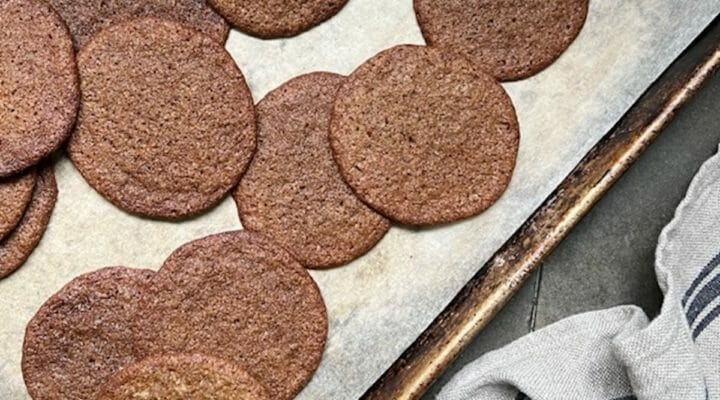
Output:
2,1,719,399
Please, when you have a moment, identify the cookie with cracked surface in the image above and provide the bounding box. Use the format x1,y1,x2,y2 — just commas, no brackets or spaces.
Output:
235,72,390,269
97,354,271,400
414,0,589,80
0,0,79,177
207,0,348,39
0,170,35,241
22,267,154,400
68,18,256,220
46,0,229,49
133,231,327,400
330,45,519,226
0,165,57,279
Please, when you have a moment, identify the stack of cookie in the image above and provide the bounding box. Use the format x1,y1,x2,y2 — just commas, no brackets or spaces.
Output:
5,0,589,398
23,231,327,400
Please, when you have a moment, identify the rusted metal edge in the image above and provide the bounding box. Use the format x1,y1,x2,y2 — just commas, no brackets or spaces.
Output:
362,16,720,400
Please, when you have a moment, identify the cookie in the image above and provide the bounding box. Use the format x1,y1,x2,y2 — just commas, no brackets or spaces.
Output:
97,354,271,400
330,45,519,226
414,0,589,80
0,166,57,279
133,231,328,400
47,0,230,49
0,0,79,177
68,18,257,220
207,0,348,39
22,267,154,400
235,72,389,269
0,170,36,241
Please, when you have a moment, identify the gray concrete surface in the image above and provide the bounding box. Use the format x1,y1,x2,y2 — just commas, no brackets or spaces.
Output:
423,70,720,398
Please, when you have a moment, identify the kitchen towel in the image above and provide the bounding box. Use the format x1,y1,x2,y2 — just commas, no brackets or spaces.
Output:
438,147,720,400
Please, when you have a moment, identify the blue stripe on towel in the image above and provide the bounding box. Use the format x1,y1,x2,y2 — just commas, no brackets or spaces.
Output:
683,251,720,307
686,273,720,325
693,302,720,339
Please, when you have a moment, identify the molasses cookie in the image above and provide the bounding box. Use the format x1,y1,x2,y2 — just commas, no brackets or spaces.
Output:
0,0,79,177
414,0,589,80
330,45,519,225
68,18,256,220
22,267,154,400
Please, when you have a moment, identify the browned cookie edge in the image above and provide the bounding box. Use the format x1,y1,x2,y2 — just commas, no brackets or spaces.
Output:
0,165,57,279
207,0,348,39
0,169,36,241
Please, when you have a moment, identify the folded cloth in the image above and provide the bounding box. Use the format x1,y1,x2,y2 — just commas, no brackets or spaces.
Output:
438,147,720,400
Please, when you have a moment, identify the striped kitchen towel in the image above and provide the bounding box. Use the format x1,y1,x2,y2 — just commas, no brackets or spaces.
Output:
437,147,720,400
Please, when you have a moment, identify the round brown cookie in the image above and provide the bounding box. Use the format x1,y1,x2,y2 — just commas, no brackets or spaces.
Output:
0,166,57,279
97,354,271,400
133,231,328,400
207,0,348,39
0,0,79,177
47,0,229,49
22,267,155,400
330,45,519,226
235,72,390,269
414,0,589,81
68,18,256,220
0,170,36,241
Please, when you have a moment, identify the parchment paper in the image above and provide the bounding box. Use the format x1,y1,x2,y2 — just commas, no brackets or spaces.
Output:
2,1,719,399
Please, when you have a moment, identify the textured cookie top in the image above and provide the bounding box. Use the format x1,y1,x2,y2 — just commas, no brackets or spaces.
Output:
330,45,519,226
0,170,35,241
235,72,390,269
414,0,589,81
22,267,154,400
47,0,229,49
0,0,79,177
207,0,348,39
0,166,57,279
97,354,271,400
68,18,257,220
133,231,328,400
